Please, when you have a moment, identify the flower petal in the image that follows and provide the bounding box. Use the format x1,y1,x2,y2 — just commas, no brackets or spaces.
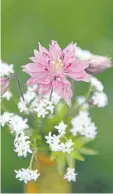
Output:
39,81,52,94
53,79,72,106
66,71,91,82
49,41,62,60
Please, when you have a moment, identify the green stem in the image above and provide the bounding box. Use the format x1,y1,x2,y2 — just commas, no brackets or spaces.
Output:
9,74,25,101
29,149,37,169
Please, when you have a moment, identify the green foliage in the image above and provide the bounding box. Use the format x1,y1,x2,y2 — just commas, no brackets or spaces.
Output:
79,147,98,155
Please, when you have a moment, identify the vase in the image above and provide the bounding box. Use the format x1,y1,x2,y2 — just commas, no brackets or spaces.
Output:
25,153,70,193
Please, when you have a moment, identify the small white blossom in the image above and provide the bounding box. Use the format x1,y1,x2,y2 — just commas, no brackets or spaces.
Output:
15,168,40,184
92,92,108,107
23,90,36,104
45,126,74,153
45,132,54,144
0,59,14,77
34,102,49,118
9,115,29,134
64,168,78,182
46,101,54,114
18,88,36,113
55,121,67,136
45,92,61,105
71,111,97,139
45,132,61,151
90,77,104,92
2,91,12,101
0,112,14,127
18,99,29,113
33,99,54,118
60,139,74,153
14,132,32,157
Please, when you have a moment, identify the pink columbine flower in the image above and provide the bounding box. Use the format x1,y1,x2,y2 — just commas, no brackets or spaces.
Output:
0,77,10,96
23,41,90,106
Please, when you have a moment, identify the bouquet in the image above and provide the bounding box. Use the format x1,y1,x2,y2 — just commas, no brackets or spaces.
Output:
0,41,112,192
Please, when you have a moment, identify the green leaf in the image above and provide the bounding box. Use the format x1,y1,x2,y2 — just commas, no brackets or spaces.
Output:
79,147,98,156
71,150,85,161
74,137,93,149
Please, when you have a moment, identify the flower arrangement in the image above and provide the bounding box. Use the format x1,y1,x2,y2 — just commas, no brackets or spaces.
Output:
0,41,112,188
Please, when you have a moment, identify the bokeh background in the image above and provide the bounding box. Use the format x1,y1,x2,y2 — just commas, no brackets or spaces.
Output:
1,0,113,193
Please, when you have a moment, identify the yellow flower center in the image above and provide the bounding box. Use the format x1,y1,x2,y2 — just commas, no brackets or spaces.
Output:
54,59,63,73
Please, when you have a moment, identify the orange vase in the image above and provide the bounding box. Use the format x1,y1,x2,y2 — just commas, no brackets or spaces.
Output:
25,153,70,193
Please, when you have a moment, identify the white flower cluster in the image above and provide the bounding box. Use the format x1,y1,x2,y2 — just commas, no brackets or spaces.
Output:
0,59,14,77
0,112,13,127
71,111,97,139
45,92,61,105
33,99,54,118
45,121,74,153
1,112,38,182
18,86,36,113
0,60,14,101
64,168,78,182
0,112,31,157
9,115,29,134
18,87,60,118
90,77,104,92
90,77,108,108
14,132,32,157
1,112,29,134
92,92,108,108
15,168,40,184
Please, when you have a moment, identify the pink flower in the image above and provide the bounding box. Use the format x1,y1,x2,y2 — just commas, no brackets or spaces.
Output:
0,77,10,96
86,55,112,74
23,41,90,106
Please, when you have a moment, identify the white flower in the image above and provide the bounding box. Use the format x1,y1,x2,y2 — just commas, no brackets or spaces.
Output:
33,99,54,118
92,92,108,107
45,92,61,105
0,112,14,127
14,132,32,157
55,121,67,136
2,91,12,101
18,99,29,113
23,90,36,104
76,96,89,110
60,139,74,153
9,115,29,134
90,77,104,92
64,168,78,182
71,111,97,139
45,129,74,153
0,59,14,77
15,168,40,184
45,132,54,144
45,132,61,151
34,102,49,118
46,101,54,114
18,88,36,113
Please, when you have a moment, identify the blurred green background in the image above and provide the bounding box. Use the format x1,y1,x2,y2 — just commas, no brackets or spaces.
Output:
1,0,113,193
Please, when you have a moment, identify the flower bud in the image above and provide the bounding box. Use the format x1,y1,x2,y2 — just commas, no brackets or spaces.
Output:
0,77,10,96
86,55,112,74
